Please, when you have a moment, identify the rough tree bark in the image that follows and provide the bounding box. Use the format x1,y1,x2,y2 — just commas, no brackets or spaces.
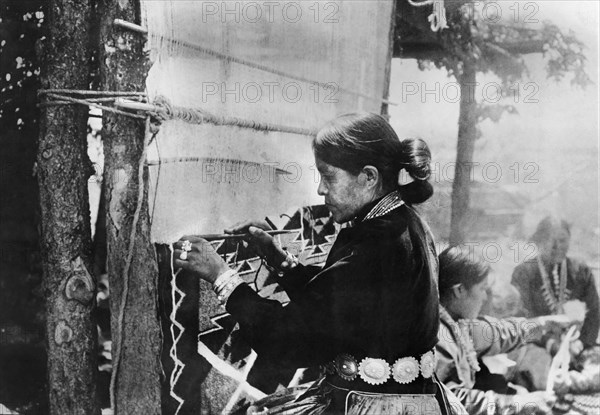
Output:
449,61,477,246
36,0,100,413
97,0,162,413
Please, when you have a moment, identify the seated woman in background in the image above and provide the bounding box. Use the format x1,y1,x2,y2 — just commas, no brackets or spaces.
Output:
509,216,599,392
174,113,458,415
511,216,599,353
435,246,573,415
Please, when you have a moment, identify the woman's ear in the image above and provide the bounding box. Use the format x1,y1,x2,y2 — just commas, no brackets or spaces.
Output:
361,165,380,189
451,283,465,299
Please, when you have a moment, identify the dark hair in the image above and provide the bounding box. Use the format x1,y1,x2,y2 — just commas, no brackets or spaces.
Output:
438,246,490,302
312,112,433,204
530,216,571,244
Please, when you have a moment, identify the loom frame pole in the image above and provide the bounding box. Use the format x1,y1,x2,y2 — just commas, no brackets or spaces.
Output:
114,99,158,113
100,1,163,414
36,0,101,413
113,18,148,35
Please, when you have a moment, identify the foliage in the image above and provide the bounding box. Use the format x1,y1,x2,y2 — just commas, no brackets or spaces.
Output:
0,1,45,133
420,2,591,87
417,1,591,129
540,22,592,87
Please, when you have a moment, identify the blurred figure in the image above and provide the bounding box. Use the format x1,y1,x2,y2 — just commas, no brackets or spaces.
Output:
510,216,600,390
511,216,599,351
436,246,572,415
479,278,522,319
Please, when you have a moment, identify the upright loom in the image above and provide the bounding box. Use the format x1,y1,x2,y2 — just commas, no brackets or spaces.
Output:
138,1,396,412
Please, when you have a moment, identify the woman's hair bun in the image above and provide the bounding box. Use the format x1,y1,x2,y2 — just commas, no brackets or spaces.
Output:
313,113,434,204
397,138,433,204
398,138,432,180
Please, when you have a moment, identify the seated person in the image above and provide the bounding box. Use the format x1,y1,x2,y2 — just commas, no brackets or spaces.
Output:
511,216,599,390
511,216,599,351
435,246,572,415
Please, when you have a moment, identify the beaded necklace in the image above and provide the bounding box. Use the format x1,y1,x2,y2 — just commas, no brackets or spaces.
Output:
439,306,480,373
363,190,405,221
537,256,570,313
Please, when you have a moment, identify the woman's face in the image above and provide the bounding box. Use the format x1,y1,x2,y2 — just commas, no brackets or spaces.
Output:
539,228,570,264
315,157,370,223
454,277,489,320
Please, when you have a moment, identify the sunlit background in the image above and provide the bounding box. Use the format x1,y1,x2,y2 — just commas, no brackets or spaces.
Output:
389,0,599,284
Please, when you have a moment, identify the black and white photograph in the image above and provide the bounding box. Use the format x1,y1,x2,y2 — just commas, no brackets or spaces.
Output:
0,0,598,414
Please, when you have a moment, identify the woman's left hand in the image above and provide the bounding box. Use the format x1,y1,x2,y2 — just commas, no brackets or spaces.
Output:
536,314,575,331
173,236,229,284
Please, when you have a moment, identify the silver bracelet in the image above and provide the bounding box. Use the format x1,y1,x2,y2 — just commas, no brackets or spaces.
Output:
216,276,245,305
213,269,237,292
213,269,245,305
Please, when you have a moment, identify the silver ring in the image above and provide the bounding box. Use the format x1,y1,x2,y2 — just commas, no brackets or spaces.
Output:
182,240,193,252
179,251,188,261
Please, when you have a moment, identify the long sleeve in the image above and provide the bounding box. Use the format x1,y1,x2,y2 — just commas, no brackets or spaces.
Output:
469,316,535,356
225,208,442,381
225,252,368,368
571,262,600,347
435,315,544,415
510,258,599,348
436,323,494,415
275,264,320,302
442,385,493,415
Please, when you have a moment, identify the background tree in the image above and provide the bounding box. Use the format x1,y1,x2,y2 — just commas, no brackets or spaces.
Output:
395,0,591,244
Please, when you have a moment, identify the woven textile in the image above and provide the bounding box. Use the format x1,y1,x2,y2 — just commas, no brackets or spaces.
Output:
141,0,395,243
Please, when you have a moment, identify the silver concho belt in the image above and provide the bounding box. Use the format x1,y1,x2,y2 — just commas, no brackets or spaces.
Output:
325,350,436,386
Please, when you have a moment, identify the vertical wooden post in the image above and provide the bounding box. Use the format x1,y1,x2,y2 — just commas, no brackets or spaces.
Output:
98,0,162,413
450,60,477,245
37,0,99,413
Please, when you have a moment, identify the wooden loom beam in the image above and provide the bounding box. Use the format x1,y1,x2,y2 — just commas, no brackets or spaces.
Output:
98,0,162,413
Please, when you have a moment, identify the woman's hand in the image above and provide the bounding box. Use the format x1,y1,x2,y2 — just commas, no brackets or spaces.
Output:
225,219,287,268
173,236,229,284
569,339,584,358
529,314,575,341
536,314,575,330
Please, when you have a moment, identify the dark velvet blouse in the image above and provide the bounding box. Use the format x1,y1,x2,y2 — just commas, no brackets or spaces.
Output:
511,257,599,347
225,204,441,389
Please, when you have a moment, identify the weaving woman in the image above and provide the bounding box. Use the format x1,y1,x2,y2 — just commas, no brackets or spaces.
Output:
173,112,457,414
435,246,573,415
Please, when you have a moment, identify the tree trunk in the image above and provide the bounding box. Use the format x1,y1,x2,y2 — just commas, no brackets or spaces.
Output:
37,0,99,413
449,61,477,245
97,1,162,413
381,0,397,118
